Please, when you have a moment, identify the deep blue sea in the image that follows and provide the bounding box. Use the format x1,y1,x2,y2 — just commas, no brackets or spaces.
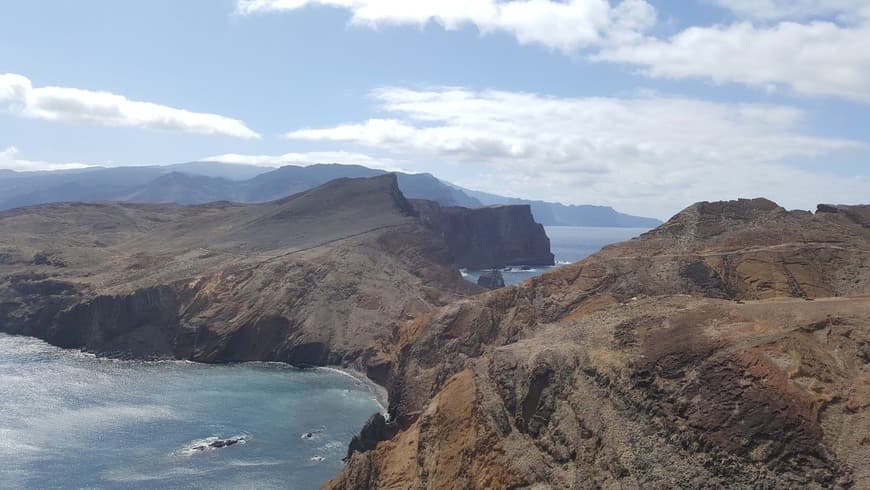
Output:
463,226,650,286
0,334,383,490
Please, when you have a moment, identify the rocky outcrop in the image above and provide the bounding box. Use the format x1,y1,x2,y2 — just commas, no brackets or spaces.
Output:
817,203,870,227
327,198,870,489
411,200,554,269
0,175,479,372
4,188,870,488
476,270,505,290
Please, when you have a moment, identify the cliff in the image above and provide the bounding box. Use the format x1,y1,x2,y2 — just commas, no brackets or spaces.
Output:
0,175,479,377
4,188,869,488
411,200,555,269
327,197,870,489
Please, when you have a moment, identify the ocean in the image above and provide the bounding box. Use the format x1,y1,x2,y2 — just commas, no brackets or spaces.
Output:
463,225,651,286
0,334,383,489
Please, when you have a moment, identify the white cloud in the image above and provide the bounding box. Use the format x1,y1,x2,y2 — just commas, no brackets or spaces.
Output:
0,146,97,172
283,87,867,217
0,74,261,139
709,0,870,21
236,0,656,51
596,20,870,102
236,1,870,104
203,150,403,170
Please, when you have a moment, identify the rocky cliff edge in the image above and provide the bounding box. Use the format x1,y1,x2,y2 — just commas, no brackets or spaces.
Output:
327,197,870,489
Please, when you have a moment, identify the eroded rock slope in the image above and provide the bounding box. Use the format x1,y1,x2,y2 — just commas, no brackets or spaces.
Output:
328,198,870,489
0,175,478,374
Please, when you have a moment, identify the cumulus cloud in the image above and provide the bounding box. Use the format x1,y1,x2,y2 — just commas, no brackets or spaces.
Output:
236,0,656,51
0,146,97,172
236,1,870,104
283,87,867,217
203,150,402,170
0,74,261,139
595,21,870,103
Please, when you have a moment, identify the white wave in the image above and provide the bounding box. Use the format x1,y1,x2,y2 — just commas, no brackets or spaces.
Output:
315,367,389,415
300,428,325,440
102,465,208,483
224,458,285,468
318,440,344,451
0,429,42,456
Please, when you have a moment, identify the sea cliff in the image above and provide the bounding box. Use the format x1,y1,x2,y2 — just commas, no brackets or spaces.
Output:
411,199,555,269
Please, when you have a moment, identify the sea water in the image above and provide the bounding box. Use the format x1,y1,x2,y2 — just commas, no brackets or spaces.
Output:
0,334,383,489
462,226,651,286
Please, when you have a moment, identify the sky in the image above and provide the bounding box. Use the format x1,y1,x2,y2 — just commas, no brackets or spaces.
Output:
1,0,869,218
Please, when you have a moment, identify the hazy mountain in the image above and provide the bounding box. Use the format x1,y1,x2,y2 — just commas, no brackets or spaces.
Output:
125,172,243,205
0,161,660,226
165,161,271,181
0,163,481,210
461,187,662,228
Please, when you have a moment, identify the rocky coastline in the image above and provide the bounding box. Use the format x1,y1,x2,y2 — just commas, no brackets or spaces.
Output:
2,185,868,488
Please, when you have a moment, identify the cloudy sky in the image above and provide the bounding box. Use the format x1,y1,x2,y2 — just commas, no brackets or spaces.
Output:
1,0,868,218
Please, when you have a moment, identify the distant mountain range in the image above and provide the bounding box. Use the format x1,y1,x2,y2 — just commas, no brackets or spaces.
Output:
460,188,662,228
0,162,660,227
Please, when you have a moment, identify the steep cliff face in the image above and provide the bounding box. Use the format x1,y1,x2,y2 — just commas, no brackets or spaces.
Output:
0,175,479,373
328,198,870,489
411,200,554,269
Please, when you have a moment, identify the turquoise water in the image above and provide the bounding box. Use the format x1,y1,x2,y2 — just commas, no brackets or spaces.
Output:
463,226,650,286
0,334,383,490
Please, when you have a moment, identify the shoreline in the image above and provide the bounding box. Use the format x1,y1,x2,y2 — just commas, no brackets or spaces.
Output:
317,366,389,416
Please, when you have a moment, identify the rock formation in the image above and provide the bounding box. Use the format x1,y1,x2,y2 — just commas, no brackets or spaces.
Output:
476,270,505,290
411,200,555,269
3,185,869,488
326,198,870,489
0,175,479,376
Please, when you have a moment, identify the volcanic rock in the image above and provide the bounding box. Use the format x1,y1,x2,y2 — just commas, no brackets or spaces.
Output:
476,270,505,290
0,175,479,371
326,198,870,489
411,200,554,269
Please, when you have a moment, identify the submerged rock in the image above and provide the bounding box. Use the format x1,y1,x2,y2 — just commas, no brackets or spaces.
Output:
477,270,505,290
190,436,247,452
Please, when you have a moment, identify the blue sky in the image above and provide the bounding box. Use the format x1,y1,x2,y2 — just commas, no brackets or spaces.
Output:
1,0,868,218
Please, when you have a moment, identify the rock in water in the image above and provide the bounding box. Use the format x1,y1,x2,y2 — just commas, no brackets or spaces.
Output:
476,270,505,290
189,436,247,452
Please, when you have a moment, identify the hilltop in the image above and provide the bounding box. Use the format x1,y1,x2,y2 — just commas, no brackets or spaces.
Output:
328,198,870,489
0,175,480,369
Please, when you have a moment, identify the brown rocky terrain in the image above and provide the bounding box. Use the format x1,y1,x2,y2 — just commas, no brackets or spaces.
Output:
0,175,482,374
327,199,870,489
3,184,869,488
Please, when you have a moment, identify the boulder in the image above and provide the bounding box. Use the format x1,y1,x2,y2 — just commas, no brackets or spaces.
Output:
477,270,506,290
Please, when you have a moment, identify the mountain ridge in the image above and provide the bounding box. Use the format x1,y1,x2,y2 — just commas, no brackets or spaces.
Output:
0,162,660,227
327,197,870,489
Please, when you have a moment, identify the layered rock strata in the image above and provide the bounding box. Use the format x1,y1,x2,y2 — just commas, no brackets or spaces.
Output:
328,198,870,489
